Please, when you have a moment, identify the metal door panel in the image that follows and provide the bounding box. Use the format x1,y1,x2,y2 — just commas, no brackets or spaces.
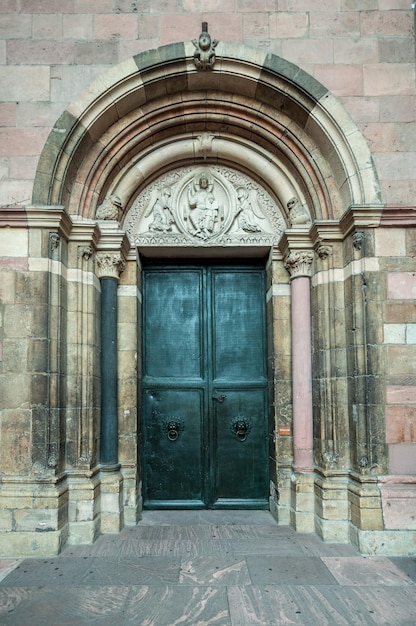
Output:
143,388,205,506
212,269,266,382
212,388,269,506
143,269,203,380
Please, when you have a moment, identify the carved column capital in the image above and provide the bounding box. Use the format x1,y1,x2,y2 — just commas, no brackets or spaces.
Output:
284,250,314,279
96,252,125,280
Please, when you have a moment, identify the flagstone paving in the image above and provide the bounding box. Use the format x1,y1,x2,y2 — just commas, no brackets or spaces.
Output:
0,510,415,625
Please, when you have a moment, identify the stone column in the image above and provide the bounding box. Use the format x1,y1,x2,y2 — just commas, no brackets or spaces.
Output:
96,224,129,533
284,250,314,472
96,253,125,468
284,249,315,532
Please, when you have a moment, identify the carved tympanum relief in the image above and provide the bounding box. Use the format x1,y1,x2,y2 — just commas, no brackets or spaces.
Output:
126,167,286,247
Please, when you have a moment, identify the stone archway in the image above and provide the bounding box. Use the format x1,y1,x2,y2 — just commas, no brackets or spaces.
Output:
29,41,384,550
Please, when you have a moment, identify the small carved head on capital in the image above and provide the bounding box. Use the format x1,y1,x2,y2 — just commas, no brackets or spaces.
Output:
80,245,94,261
49,232,60,250
352,231,364,251
317,244,333,259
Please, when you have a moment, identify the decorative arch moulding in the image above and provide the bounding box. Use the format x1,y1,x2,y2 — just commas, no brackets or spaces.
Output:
32,42,382,231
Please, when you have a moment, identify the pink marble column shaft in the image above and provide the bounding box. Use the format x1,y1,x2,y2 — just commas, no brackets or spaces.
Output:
291,275,314,472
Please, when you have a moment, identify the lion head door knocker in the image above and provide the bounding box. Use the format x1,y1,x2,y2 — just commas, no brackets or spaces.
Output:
230,416,252,442
192,22,218,71
162,418,184,442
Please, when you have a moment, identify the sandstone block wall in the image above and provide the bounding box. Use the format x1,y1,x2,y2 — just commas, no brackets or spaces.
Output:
0,2,414,207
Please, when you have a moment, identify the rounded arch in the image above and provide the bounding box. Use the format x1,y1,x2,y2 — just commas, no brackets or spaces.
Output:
33,42,382,224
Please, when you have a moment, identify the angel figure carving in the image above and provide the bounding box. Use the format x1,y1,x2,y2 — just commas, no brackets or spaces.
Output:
145,187,175,232
192,24,218,71
235,187,264,233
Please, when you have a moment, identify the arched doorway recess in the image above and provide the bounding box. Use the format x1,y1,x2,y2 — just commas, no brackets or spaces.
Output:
32,42,384,548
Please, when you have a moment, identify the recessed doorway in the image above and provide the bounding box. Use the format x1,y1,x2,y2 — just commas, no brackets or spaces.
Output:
142,262,269,509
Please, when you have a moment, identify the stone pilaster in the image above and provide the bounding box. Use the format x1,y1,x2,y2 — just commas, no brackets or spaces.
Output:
65,218,101,545
311,240,350,543
0,206,71,556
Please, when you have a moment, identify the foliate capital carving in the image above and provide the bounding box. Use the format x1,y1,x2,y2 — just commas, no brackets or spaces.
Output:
96,252,125,279
284,250,314,279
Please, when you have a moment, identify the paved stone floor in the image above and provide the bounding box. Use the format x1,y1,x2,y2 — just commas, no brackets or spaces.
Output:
0,510,415,625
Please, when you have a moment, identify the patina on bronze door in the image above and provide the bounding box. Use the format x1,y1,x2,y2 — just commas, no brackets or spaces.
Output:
142,263,269,508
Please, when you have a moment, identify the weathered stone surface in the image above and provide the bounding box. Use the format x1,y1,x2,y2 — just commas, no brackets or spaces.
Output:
381,485,416,530
0,2,415,558
389,443,416,475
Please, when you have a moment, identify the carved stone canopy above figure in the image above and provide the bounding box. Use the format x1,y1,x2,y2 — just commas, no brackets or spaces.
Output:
125,166,286,249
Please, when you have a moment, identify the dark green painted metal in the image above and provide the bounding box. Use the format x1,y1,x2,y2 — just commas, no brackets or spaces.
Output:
100,277,119,466
142,264,269,509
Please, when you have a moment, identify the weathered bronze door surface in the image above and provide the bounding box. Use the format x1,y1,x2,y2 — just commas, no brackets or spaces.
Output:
142,263,269,508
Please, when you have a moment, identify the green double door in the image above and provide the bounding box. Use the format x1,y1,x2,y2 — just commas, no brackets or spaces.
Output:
142,263,269,509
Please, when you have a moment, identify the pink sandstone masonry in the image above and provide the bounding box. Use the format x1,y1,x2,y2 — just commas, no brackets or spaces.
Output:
0,4,414,207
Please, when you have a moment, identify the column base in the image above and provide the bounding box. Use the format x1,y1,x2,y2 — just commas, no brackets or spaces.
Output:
0,530,67,558
350,526,416,556
0,476,69,558
67,471,101,545
314,472,349,543
270,469,291,525
348,474,383,531
100,467,124,534
290,471,315,532
121,467,142,526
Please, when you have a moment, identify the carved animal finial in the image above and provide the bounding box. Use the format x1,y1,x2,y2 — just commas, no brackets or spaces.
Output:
192,22,218,71
96,195,123,221
287,196,311,226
